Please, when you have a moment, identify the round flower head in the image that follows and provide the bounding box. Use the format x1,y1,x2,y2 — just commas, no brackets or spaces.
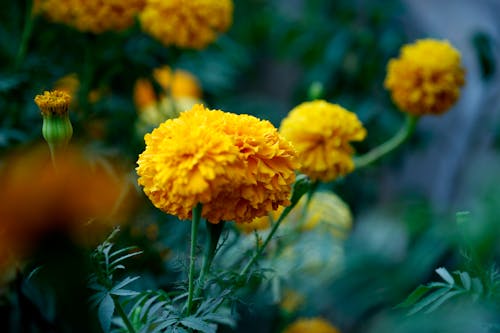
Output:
134,66,203,137
140,0,233,49
283,318,341,333
280,100,366,182
385,39,465,116
136,104,298,223
34,0,145,34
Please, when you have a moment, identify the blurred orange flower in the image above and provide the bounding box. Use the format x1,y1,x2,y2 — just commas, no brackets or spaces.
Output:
0,145,132,271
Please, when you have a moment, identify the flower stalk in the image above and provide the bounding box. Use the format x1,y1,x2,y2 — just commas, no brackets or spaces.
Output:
186,203,202,316
111,295,137,333
354,114,419,169
15,0,35,69
239,176,311,277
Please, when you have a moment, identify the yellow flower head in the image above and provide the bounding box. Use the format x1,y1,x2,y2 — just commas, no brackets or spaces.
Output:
280,100,366,182
34,90,71,117
134,66,202,110
34,0,145,34
136,104,298,223
140,0,233,49
384,39,465,116
283,318,341,333
291,191,352,239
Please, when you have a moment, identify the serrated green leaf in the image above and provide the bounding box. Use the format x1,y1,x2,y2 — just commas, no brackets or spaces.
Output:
139,294,160,320
458,271,471,290
424,289,466,314
471,277,484,296
180,316,216,333
111,276,140,293
203,313,236,328
98,294,115,333
436,267,455,285
407,287,451,315
149,318,178,333
110,251,143,269
396,285,431,309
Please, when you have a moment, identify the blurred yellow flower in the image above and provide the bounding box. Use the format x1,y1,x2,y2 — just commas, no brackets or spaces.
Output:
385,39,465,116
140,0,233,49
153,66,202,99
236,207,283,234
283,318,341,333
280,289,304,313
136,104,298,223
134,66,202,110
134,66,203,137
34,0,145,33
280,100,366,182
54,73,102,105
0,145,131,271
291,191,352,239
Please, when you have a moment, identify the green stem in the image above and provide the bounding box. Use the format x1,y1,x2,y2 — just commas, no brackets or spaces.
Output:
240,205,294,277
199,221,225,285
111,295,136,333
186,203,202,316
15,0,35,70
300,180,319,220
354,114,419,169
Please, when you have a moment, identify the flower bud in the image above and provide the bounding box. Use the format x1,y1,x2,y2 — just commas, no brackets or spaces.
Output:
34,90,73,151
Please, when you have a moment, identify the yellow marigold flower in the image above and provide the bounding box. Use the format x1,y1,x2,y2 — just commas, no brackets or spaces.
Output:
283,318,341,333
140,0,233,49
134,78,158,110
385,39,465,116
34,0,145,34
134,67,203,136
134,66,202,110
34,90,71,117
290,191,352,239
136,104,298,223
280,100,366,182
153,66,202,99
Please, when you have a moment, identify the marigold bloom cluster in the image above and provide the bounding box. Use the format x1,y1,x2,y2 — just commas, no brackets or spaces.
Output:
134,66,203,135
384,39,465,116
34,90,71,116
140,0,233,49
291,191,352,238
34,0,145,33
280,100,366,181
134,66,202,110
136,104,298,224
0,146,130,271
283,318,341,333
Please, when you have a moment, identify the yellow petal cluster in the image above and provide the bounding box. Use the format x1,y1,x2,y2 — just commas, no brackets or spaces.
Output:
283,318,341,333
136,104,298,224
34,90,71,116
290,191,352,239
134,66,202,110
280,100,366,182
140,0,233,49
34,0,145,33
384,39,465,116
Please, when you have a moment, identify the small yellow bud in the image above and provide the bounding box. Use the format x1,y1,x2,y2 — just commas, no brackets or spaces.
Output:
34,90,73,153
